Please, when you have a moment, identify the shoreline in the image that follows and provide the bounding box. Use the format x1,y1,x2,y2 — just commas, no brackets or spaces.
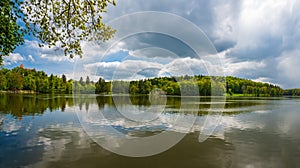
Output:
0,90,36,94
1,91,300,98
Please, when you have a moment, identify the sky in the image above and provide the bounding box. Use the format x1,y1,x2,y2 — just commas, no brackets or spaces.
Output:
3,0,300,89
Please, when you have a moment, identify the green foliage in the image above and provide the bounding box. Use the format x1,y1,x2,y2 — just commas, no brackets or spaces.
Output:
0,66,294,97
86,76,91,85
0,66,72,93
0,70,8,90
0,0,27,64
112,81,129,94
95,77,111,94
94,75,284,97
74,77,97,94
79,77,84,86
283,89,300,96
6,71,23,91
23,0,116,58
0,0,116,64
226,76,283,97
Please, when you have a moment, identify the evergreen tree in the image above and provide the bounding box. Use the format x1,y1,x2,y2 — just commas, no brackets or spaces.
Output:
86,76,91,85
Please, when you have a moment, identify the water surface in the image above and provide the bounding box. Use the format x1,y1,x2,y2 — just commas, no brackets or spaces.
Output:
0,94,300,167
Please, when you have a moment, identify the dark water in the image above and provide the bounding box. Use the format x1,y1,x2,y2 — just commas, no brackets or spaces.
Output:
0,93,300,168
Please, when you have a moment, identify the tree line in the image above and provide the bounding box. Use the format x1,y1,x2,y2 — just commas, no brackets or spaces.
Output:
282,89,300,96
99,75,284,97
225,76,283,97
0,66,299,97
0,66,72,93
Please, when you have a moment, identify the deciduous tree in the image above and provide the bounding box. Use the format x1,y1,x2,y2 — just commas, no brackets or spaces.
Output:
0,0,116,64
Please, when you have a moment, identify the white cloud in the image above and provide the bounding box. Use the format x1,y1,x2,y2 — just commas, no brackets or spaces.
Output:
106,41,128,55
5,0,300,88
128,47,178,58
276,49,300,88
3,53,25,65
28,55,35,62
112,1,300,88
82,54,230,81
25,40,75,62
83,61,121,79
81,49,277,84
253,77,276,85
40,54,74,62
225,59,266,77
84,60,164,80
81,41,113,60
161,57,207,76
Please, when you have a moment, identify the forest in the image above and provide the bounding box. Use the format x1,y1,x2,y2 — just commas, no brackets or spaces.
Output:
0,65,299,96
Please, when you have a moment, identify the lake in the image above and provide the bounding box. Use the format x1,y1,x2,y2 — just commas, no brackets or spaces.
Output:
0,93,300,167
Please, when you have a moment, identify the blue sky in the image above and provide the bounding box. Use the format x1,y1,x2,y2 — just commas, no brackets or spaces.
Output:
3,0,300,88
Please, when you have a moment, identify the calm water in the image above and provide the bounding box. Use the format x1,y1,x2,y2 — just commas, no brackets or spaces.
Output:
0,93,300,167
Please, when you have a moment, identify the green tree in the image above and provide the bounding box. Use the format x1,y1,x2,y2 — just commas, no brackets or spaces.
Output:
40,78,49,93
23,74,36,91
261,86,268,96
79,77,84,86
0,73,7,90
246,86,253,96
180,81,198,96
129,83,139,94
61,74,67,92
112,81,128,94
66,80,73,94
62,74,67,83
228,88,233,96
166,86,174,95
86,76,91,85
0,0,26,64
0,0,116,64
54,76,61,92
104,82,112,93
95,77,105,93
74,81,83,93
211,79,225,96
49,74,55,92
7,71,23,91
